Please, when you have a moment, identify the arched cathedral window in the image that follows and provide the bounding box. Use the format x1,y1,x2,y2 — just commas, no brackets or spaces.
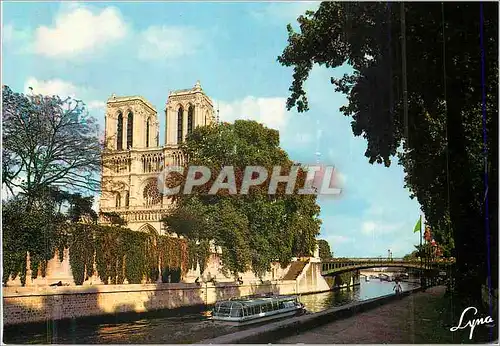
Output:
125,191,129,207
144,180,162,206
127,111,133,149
117,112,123,150
177,107,183,144
188,105,194,135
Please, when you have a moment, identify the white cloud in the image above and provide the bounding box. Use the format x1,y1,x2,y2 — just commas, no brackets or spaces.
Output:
218,96,288,132
328,235,354,245
361,220,403,236
33,5,127,58
86,100,106,112
3,24,31,43
24,77,80,98
138,26,203,60
18,4,204,61
361,221,376,235
23,77,105,133
251,2,320,23
23,78,104,111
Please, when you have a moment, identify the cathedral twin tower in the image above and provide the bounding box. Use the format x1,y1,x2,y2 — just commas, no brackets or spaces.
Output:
99,81,216,235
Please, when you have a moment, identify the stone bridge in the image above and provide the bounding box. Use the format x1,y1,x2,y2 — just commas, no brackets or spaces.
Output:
321,258,454,276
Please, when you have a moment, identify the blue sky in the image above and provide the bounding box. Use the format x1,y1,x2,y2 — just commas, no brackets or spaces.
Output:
2,1,422,258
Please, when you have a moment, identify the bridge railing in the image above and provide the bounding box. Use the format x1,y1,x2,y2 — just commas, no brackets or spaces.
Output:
321,257,455,263
321,258,405,262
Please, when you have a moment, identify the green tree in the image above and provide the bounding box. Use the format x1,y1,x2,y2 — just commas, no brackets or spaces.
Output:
67,193,98,224
163,120,322,278
403,250,418,262
2,194,66,285
278,2,498,300
2,85,102,205
317,239,333,260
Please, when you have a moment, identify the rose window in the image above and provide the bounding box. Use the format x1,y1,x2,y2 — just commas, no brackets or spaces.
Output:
143,180,162,206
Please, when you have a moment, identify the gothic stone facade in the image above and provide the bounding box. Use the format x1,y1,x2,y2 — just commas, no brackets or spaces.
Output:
99,81,216,234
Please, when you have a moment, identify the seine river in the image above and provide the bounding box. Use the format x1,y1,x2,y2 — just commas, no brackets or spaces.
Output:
4,279,419,344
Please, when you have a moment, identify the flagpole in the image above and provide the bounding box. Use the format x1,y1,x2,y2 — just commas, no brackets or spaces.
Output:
420,214,422,249
420,214,424,289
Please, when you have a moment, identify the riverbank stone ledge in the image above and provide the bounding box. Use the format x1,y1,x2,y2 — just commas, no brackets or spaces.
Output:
199,286,424,344
3,282,205,297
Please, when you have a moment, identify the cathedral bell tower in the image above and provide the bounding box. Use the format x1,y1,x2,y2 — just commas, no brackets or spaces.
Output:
164,81,216,146
104,94,159,151
100,94,161,232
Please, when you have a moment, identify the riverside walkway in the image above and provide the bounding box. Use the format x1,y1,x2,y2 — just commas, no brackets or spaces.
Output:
277,286,496,344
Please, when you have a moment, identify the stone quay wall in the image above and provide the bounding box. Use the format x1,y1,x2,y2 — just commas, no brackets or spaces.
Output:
3,281,299,326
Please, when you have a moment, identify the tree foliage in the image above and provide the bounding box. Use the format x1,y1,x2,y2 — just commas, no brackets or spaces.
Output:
317,239,333,260
402,250,418,262
2,85,101,204
278,2,498,299
2,194,65,285
163,120,322,278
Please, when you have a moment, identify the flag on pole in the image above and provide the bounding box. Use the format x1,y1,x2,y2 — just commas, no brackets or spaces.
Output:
413,217,422,233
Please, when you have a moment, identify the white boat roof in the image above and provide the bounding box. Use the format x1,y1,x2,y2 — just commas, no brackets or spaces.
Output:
216,295,297,308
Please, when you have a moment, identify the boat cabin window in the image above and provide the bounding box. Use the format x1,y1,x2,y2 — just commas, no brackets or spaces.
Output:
215,302,232,316
230,307,242,317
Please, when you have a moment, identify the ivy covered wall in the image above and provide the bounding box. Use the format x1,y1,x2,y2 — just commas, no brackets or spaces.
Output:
3,224,210,286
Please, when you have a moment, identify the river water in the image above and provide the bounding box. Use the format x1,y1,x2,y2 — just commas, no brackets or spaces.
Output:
3,279,419,344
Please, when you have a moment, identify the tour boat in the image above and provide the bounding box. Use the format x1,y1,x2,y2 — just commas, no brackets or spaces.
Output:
210,295,305,326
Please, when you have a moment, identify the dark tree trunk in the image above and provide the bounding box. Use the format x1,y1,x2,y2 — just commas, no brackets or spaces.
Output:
446,79,486,302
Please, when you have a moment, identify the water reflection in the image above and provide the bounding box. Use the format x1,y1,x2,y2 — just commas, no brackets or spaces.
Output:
300,279,419,313
4,280,419,344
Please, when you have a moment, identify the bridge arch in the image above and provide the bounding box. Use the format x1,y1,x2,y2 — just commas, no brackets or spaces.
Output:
321,260,451,276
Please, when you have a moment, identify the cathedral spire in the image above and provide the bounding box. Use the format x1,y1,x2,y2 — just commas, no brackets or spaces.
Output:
216,101,220,123
194,80,202,91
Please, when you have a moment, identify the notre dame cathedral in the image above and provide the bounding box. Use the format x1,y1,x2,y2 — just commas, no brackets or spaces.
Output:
99,81,216,234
